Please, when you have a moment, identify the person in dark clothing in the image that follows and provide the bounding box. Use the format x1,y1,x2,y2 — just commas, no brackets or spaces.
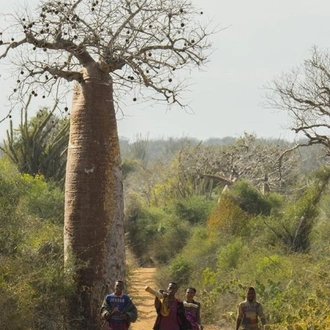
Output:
153,282,191,330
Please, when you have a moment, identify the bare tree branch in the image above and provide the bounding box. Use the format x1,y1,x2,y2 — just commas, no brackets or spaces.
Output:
0,0,216,111
265,47,330,153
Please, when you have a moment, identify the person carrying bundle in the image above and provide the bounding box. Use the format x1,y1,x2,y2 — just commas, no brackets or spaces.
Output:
150,282,191,330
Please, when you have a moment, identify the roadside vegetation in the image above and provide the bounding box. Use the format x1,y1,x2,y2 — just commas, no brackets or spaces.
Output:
124,134,330,330
2,108,330,329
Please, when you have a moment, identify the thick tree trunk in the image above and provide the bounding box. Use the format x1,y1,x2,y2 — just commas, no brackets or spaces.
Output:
64,62,125,330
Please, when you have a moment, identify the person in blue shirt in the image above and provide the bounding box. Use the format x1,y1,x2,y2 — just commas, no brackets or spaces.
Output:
101,280,138,330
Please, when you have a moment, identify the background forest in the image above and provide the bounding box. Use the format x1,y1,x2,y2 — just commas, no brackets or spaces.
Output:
1,108,330,329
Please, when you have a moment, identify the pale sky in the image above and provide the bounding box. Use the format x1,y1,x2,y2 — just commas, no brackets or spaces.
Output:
1,0,330,142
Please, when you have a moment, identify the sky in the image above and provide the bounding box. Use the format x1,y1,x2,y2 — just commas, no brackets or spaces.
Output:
1,0,330,142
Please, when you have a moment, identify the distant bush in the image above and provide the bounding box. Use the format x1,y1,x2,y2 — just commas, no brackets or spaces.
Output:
207,195,250,236
126,206,167,265
154,256,193,292
174,195,215,224
152,217,190,265
177,226,220,272
168,256,194,286
228,180,272,216
121,158,140,178
18,174,64,224
216,238,244,270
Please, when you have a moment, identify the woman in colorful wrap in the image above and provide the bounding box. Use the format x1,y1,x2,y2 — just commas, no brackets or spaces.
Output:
183,287,203,330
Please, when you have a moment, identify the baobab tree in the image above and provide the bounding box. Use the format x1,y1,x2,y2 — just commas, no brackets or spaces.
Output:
0,0,213,329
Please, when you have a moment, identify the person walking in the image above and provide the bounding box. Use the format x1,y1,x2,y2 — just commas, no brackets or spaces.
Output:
183,287,203,330
153,281,191,330
235,286,266,330
101,280,138,330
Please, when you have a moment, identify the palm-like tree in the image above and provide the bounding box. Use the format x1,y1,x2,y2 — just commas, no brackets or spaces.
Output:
1,96,69,186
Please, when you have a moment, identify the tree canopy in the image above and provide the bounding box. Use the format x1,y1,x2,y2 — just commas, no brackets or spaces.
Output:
1,0,213,111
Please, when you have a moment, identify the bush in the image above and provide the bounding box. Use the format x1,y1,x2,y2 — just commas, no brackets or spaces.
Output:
18,174,64,224
174,195,215,225
168,256,194,286
216,238,244,270
177,226,221,274
228,180,272,216
152,217,190,265
126,206,171,265
207,195,250,236
0,158,75,329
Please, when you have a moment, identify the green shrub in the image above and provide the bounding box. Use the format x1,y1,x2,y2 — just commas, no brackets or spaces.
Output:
18,174,64,224
152,218,190,264
126,206,171,265
122,158,140,178
216,238,244,270
0,158,75,329
167,256,193,286
178,226,220,273
174,195,215,224
207,195,250,236
229,180,272,216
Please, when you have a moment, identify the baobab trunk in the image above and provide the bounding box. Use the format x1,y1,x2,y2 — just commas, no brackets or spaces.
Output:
64,62,125,330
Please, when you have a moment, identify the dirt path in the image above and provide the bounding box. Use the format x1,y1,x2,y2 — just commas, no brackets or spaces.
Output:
129,267,230,330
129,267,157,330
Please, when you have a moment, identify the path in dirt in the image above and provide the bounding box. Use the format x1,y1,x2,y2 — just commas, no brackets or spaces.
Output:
128,267,230,330
129,267,157,330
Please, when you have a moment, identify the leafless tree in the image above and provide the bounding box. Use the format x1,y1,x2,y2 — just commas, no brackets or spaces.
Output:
176,133,299,198
265,46,330,157
0,0,214,329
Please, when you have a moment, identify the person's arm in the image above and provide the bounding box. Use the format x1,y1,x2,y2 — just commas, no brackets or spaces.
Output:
257,303,266,330
154,296,162,311
260,316,266,330
122,298,138,323
235,316,242,330
195,302,203,329
100,297,112,321
154,289,166,311
196,302,201,323
235,304,242,330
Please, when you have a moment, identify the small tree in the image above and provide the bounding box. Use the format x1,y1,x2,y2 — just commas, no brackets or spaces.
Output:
0,1,213,329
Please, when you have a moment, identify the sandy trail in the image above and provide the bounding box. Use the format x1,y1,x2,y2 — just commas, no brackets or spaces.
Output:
128,267,229,330
129,267,157,330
